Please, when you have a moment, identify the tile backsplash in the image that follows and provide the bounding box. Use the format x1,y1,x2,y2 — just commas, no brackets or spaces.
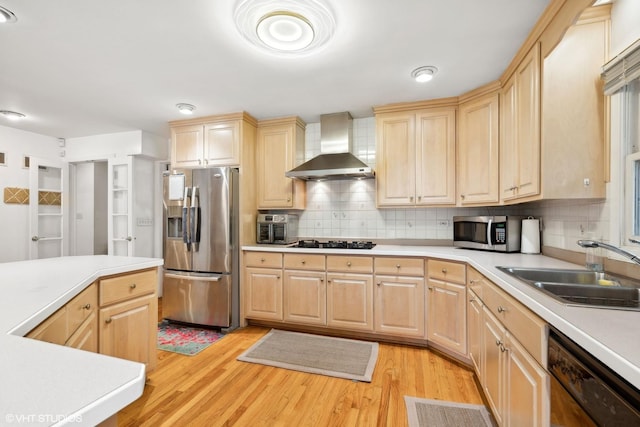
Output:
296,117,608,251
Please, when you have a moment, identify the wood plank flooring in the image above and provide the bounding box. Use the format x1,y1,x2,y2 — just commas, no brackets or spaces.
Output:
118,303,484,426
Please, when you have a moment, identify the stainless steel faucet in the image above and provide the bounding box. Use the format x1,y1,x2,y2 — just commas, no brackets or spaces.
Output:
577,239,640,266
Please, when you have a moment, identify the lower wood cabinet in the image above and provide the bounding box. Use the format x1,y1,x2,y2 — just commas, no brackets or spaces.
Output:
66,311,98,352
98,268,158,371
283,270,326,325
244,251,284,321
326,272,374,331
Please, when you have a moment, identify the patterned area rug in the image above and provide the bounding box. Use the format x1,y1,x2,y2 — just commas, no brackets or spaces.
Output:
237,329,378,382
157,322,224,356
404,397,494,427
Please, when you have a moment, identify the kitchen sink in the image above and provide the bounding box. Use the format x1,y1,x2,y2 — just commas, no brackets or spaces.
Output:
496,266,640,311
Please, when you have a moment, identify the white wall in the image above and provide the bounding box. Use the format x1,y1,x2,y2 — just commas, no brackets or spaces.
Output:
65,130,168,162
0,125,62,262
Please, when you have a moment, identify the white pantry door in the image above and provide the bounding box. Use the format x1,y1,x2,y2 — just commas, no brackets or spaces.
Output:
108,156,134,256
29,157,69,259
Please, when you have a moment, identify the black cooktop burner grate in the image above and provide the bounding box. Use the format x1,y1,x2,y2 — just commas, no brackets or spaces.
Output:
293,240,376,250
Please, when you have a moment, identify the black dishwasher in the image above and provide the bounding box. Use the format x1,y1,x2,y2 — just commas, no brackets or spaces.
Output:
549,327,640,426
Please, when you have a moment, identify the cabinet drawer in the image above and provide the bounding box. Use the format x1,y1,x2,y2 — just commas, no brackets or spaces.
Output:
482,280,547,366
67,282,97,335
284,254,325,270
428,259,466,283
375,257,424,276
100,269,157,306
466,266,484,299
245,251,283,268
326,256,373,273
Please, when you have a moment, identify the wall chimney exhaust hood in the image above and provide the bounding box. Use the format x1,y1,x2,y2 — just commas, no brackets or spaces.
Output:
285,112,374,181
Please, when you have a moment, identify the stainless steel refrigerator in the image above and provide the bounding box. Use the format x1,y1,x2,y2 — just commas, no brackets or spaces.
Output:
162,167,239,330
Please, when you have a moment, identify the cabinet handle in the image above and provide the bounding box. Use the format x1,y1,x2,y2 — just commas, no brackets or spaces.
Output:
442,268,447,274
469,279,477,284
287,196,291,202
469,297,476,302
130,283,137,289
495,339,501,347
347,261,352,267
396,264,401,269
204,159,209,165
500,343,507,352
277,275,281,279
377,282,381,286
497,306,506,313
198,159,202,165
428,286,433,291
301,260,306,265
409,196,414,202
460,194,466,200
320,278,324,282
260,258,265,262
83,303,91,310
105,318,112,324
327,279,331,283
418,196,422,201
126,236,133,242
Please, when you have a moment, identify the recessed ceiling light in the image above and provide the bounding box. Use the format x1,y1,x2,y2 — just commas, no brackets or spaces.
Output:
411,66,438,83
0,110,26,121
0,6,17,23
234,0,335,57
176,103,196,115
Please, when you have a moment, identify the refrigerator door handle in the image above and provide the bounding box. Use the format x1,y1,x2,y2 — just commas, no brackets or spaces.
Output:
182,186,191,251
164,272,222,282
190,186,201,251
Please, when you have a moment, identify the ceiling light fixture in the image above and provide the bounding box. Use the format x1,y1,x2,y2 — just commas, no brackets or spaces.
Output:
176,103,196,115
234,0,335,57
0,110,26,121
0,6,17,23
411,66,438,83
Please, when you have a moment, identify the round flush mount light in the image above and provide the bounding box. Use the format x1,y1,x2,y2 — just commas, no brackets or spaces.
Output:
0,6,17,23
0,110,26,121
411,66,438,83
176,103,196,115
234,0,335,57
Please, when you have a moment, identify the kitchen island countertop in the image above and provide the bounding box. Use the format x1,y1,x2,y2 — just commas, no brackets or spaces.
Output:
0,255,163,427
243,244,640,390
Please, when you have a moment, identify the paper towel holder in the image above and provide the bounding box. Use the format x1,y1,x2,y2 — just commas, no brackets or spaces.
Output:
521,216,541,254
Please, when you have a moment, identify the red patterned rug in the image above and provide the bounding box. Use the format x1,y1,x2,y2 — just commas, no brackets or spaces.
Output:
157,322,225,356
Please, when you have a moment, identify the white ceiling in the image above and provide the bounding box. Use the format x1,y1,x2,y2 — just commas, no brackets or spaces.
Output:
0,0,551,139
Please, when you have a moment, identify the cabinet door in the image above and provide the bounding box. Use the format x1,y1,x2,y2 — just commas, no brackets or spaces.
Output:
500,76,519,201
26,307,68,345
204,120,240,166
457,93,499,205
171,124,204,167
284,270,326,325
99,293,157,371
506,333,549,427
256,123,299,209
326,272,373,331
374,275,425,337
426,278,467,355
467,290,483,381
482,307,506,426
375,113,417,206
245,267,283,320
66,311,98,353
416,109,456,205
515,43,541,199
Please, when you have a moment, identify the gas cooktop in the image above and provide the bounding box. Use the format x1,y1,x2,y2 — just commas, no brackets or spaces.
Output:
293,240,376,250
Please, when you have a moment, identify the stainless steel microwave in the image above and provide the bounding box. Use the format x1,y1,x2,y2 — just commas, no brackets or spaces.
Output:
453,215,523,252
257,214,298,244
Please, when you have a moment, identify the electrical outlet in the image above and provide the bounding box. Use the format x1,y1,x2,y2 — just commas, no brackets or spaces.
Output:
438,220,450,227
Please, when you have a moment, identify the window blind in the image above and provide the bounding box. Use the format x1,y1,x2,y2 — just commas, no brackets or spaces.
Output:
603,38,640,95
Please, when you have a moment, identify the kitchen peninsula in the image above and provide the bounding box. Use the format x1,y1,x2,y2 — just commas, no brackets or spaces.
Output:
0,255,163,427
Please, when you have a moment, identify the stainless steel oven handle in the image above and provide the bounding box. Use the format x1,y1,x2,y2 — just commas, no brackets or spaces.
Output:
487,218,493,246
165,273,221,281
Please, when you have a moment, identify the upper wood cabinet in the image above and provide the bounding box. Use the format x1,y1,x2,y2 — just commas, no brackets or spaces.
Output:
457,89,500,206
539,7,609,199
170,112,256,168
374,103,457,207
500,43,541,203
256,116,306,209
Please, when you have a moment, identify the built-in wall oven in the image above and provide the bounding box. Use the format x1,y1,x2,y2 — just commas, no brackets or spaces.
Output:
549,327,640,426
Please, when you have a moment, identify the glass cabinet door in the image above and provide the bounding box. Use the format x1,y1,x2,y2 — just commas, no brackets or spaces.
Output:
29,157,68,259
108,156,134,256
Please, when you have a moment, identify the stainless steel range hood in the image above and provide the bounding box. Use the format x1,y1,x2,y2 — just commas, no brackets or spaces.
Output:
285,112,374,181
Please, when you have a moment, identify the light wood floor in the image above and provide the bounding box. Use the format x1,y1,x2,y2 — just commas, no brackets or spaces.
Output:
118,304,484,426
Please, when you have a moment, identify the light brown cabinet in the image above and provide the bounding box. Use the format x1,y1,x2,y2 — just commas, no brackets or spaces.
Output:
326,255,374,332
256,116,306,209
375,105,457,207
244,252,284,321
467,267,485,381
500,43,541,202
457,90,500,205
426,259,467,356
27,282,98,353
170,118,242,167
283,254,326,326
374,257,425,337
98,268,158,371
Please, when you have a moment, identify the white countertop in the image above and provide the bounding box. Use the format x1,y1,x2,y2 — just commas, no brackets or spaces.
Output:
0,255,163,427
243,244,640,390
